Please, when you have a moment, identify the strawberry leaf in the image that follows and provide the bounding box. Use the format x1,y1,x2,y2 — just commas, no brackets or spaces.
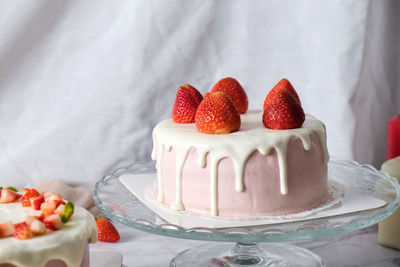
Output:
61,201,74,223
6,186,17,192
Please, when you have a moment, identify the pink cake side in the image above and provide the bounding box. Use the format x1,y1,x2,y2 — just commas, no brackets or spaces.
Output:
158,132,327,217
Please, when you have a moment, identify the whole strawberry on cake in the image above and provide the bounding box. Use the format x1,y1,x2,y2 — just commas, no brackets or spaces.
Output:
0,187,97,267
150,77,329,217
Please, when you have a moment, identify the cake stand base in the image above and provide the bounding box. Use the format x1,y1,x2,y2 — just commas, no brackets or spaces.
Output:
170,243,324,267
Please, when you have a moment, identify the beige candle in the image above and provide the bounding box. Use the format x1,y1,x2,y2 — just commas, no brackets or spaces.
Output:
378,156,400,249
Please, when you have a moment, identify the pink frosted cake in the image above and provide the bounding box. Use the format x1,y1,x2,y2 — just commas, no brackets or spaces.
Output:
0,188,97,267
149,78,329,218
151,110,329,217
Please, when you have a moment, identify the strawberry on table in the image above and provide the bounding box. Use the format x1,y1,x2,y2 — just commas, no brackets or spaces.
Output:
14,222,34,240
263,90,305,130
195,92,241,134
96,218,120,243
172,84,203,123
263,78,301,110
211,77,248,114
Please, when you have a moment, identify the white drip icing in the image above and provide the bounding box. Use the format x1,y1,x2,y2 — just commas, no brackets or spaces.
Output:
156,143,165,202
152,110,329,216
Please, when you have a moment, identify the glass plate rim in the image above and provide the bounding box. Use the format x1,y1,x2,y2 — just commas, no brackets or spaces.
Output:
93,158,400,242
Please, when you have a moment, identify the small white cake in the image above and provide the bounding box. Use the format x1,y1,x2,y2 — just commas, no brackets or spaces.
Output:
0,191,97,267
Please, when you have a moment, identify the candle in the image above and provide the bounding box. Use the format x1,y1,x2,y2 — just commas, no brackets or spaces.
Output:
387,115,400,160
378,156,400,250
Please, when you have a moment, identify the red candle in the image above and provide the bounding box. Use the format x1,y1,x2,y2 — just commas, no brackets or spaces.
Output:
388,115,400,160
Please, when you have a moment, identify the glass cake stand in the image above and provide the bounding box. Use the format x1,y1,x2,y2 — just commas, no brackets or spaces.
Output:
93,159,400,267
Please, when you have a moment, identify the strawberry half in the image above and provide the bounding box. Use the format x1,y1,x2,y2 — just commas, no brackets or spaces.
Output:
195,92,241,134
211,77,248,114
263,78,301,110
96,218,120,243
172,84,203,123
263,90,305,130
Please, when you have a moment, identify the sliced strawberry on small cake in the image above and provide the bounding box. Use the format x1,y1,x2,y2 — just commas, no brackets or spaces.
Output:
29,220,47,236
0,188,18,203
263,78,301,110
21,188,41,207
45,194,63,207
172,84,203,123
54,204,65,216
43,214,63,231
14,222,34,240
211,77,248,114
41,201,57,216
0,221,15,238
263,90,305,130
195,91,241,134
30,195,45,210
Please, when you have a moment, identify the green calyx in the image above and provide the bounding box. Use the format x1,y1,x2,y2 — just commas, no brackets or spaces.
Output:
61,201,75,223
6,187,18,192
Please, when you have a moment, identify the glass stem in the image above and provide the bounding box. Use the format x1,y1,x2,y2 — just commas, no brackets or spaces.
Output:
225,242,265,265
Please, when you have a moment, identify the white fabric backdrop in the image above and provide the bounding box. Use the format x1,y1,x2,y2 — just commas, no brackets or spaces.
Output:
0,0,399,188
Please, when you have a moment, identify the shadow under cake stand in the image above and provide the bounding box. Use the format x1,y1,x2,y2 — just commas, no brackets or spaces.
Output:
93,160,400,267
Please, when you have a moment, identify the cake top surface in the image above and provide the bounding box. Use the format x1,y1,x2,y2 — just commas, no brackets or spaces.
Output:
0,200,97,267
153,110,329,162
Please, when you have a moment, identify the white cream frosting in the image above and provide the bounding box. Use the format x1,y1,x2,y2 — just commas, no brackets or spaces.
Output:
0,202,97,267
152,110,329,216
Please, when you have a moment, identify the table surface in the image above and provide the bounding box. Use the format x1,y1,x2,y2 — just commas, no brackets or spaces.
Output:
91,223,400,267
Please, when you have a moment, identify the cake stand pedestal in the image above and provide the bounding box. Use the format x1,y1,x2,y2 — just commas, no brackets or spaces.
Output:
93,160,400,267
170,242,323,267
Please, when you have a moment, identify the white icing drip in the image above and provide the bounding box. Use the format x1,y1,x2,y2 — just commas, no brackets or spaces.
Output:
156,143,165,202
152,110,329,216
234,160,245,192
197,148,208,168
0,202,97,267
210,157,219,216
275,141,289,195
171,147,190,211
299,134,312,151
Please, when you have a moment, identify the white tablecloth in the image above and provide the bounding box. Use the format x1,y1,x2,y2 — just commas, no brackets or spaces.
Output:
90,224,400,267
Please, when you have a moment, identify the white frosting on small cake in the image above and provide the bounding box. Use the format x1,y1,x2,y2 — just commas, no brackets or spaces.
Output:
151,110,329,216
0,201,97,267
